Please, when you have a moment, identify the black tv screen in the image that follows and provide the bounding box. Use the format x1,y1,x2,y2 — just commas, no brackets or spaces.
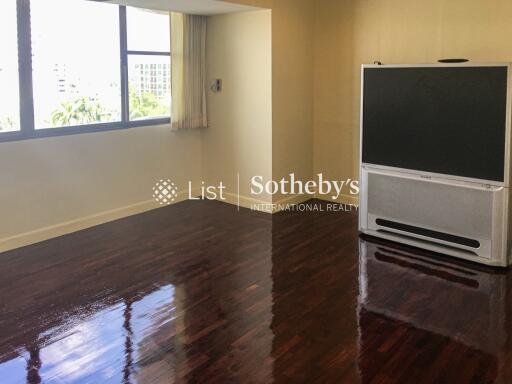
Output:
362,66,508,182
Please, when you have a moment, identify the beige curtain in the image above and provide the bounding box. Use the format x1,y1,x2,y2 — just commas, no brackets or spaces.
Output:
170,13,207,131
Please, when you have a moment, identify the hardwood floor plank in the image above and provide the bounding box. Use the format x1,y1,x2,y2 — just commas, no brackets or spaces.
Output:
0,199,510,383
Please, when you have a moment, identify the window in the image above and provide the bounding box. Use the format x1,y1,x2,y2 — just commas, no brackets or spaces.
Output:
127,7,170,52
126,7,171,121
0,0,171,142
128,56,171,120
0,1,21,133
31,0,121,128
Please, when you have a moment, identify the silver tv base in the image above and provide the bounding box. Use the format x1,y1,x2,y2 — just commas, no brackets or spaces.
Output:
358,165,512,267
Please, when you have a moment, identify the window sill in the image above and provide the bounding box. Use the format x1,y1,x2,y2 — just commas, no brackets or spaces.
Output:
0,117,171,143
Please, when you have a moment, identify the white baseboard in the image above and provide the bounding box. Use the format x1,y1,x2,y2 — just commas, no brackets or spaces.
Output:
272,194,312,212
226,192,357,214
0,189,360,254
221,192,357,214
220,193,312,214
221,192,274,213
0,190,191,254
315,193,359,206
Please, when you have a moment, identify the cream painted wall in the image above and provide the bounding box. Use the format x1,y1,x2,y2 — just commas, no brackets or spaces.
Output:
0,6,274,252
203,10,273,205
313,0,512,204
10,0,506,251
271,0,314,204
0,1,309,252
0,126,201,248
313,0,356,204
213,1,315,206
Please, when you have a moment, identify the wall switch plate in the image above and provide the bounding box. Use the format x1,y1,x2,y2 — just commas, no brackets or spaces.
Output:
211,79,222,92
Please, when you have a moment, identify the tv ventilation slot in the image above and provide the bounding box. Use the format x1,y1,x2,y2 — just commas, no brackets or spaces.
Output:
375,218,481,249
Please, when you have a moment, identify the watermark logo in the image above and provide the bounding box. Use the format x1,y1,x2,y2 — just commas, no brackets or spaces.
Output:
153,179,178,205
250,174,359,199
152,173,359,212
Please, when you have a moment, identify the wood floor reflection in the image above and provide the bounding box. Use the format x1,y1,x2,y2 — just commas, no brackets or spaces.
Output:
0,200,510,383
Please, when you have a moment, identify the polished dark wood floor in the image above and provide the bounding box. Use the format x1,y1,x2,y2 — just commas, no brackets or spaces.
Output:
0,199,511,383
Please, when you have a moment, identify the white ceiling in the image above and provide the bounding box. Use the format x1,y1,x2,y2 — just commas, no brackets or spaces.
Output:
104,0,262,15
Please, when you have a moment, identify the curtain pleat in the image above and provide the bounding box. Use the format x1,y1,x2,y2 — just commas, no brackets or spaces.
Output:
170,13,207,131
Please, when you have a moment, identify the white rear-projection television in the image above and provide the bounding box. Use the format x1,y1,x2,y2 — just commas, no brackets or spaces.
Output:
358,63,512,266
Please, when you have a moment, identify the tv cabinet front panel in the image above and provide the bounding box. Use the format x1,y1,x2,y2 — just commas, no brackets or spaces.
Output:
359,166,510,267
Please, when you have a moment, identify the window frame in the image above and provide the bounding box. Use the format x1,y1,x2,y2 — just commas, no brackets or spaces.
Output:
123,6,171,124
0,0,170,143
